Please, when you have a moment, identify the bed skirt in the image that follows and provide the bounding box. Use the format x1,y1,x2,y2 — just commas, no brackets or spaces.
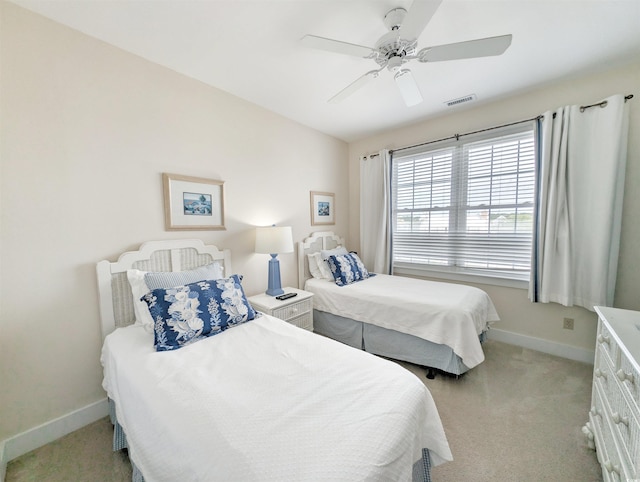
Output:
108,398,433,482
313,309,487,376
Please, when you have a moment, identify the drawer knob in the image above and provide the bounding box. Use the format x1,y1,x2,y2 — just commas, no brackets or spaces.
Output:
616,369,635,385
612,412,629,427
603,461,620,474
597,334,610,345
595,368,607,380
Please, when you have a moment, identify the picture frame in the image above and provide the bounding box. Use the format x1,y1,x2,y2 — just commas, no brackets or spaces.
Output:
310,191,335,226
163,173,225,231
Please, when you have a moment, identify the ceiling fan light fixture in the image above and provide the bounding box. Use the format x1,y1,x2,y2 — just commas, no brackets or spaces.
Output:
394,69,423,106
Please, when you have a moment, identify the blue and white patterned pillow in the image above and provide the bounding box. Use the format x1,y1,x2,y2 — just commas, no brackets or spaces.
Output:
327,252,374,286
141,274,257,351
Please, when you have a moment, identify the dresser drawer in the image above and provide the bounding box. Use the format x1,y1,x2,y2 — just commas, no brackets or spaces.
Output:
595,344,616,394
606,383,640,476
590,382,607,457
597,321,618,366
618,354,640,409
591,384,624,481
272,298,312,321
601,408,627,481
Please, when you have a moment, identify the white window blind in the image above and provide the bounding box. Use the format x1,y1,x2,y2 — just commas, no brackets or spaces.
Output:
392,124,535,281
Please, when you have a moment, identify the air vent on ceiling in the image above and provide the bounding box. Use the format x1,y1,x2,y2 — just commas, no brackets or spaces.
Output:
445,94,477,107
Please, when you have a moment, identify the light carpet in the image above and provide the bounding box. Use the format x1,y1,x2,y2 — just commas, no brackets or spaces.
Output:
6,340,602,481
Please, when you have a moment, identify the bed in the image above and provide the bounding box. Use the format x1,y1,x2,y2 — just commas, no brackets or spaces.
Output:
298,231,500,377
97,238,452,481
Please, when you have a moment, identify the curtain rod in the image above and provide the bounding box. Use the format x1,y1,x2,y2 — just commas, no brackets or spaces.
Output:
389,93,634,155
580,94,633,112
390,115,540,155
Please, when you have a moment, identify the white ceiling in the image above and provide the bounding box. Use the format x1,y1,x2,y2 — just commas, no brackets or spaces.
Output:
11,0,640,142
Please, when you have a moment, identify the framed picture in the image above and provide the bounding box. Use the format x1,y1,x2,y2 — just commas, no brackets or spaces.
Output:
163,173,225,231
310,191,335,226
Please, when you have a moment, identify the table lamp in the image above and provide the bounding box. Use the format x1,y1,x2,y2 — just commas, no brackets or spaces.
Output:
255,225,294,296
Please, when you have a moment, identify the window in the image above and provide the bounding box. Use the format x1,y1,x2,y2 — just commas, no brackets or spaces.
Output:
392,124,535,282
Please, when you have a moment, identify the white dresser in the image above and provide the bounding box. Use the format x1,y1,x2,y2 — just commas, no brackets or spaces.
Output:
583,306,640,481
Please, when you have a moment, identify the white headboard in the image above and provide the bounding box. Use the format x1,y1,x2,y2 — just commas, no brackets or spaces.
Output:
96,239,231,339
297,231,345,289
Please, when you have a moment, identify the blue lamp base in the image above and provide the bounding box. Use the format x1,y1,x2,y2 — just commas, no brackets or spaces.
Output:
266,254,284,296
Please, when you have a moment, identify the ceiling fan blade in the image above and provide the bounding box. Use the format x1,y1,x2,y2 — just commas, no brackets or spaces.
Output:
400,0,443,43
328,69,381,104
394,69,423,107
301,34,374,58
419,34,512,62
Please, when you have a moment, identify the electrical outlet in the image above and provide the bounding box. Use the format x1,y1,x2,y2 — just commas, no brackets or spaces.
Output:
563,317,574,330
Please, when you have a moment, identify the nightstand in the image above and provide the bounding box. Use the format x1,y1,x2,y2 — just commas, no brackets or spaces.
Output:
248,288,314,331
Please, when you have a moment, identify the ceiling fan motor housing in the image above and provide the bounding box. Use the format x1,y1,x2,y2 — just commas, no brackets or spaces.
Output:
374,31,417,68
383,7,407,30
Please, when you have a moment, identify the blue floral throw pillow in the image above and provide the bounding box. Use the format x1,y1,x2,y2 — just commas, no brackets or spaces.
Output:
141,274,257,351
327,252,374,286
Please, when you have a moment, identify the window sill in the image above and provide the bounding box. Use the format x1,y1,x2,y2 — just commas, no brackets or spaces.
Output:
392,265,530,290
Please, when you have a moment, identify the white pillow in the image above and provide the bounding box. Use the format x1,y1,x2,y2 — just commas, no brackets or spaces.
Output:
307,252,334,280
144,262,224,289
320,246,348,260
127,269,155,332
307,253,324,279
314,252,334,280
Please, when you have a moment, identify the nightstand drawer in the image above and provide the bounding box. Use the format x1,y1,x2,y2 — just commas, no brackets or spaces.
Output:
247,288,314,332
272,298,312,322
287,312,313,331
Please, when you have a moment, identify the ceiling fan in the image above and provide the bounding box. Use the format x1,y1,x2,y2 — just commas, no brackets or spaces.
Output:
301,0,512,107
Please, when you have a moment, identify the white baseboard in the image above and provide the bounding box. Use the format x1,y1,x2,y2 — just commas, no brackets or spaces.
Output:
488,328,595,365
0,397,109,479
0,441,6,482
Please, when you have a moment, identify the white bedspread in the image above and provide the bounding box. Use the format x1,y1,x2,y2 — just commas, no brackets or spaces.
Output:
306,275,500,369
101,315,452,481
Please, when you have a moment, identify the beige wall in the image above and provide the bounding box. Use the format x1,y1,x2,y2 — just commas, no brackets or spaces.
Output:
2,0,639,448
348,61,640,354
0,3,348,441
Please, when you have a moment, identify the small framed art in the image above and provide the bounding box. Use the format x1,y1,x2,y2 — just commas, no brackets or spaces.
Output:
310,191,335,226
163,173,225,231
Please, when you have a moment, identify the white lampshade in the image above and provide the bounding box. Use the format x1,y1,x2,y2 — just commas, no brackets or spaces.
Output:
255,226,294,255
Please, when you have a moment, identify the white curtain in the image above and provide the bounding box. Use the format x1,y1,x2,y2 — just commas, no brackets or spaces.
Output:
360,149,391,274
529,94,630,309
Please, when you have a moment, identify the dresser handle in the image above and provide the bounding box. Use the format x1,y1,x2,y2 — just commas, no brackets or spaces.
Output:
595,368,607,380
597,334,610,345
616,369,635,385
612,412,630,427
